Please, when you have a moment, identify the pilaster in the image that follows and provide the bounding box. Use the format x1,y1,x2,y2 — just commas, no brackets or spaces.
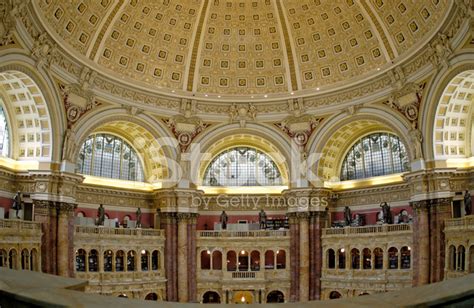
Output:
154,188,201,302
283,187,330,302
404,169,455,286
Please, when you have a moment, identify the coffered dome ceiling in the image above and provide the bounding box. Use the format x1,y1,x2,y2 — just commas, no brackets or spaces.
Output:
36,0,449,99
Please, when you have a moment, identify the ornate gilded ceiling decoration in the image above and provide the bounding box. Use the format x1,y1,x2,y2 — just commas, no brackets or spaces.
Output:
37,0,449,98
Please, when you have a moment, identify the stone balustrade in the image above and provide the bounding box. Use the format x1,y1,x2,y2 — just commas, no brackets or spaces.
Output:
0,218,42,233
445,215,474,230
76,270,165,282
197,229,289,238
322,223,412,237
228,271,258,279
75,225,164,238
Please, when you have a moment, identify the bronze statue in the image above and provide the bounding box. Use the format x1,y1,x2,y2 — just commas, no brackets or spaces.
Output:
12,190,22,219
136,207,142,228
97,204,105,226
259,209,267,229
344,206,352,226
464,190,472,215
380,202,392,224
220,210,228,230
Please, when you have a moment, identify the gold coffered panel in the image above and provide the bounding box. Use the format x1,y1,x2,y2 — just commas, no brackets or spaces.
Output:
38,0,114,55
194,0,290,95
368,0,448,55
37,0,450,97
283,0,387,90
96,0,202,90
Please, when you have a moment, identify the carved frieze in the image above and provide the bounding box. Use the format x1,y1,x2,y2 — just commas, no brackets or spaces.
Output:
162,103,211,152
59,83,101,128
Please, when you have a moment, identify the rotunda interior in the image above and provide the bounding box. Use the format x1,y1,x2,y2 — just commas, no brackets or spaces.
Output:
0,0,473,304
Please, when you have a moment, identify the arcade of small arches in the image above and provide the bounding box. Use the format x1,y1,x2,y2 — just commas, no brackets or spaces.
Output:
448,244,474,273
201,289,286,304
325,246,411,270
0,248,39,272
200,249,287,271
75,249,161,273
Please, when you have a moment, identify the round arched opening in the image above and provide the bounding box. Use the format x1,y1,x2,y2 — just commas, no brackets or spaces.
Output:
203,291,221,303
329,291,342,299
144,293,158,301
266,290,284,303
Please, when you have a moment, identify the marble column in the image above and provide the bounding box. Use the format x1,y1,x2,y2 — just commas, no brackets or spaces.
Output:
429,198,451,283
299,213,309,302
33,200,57,275
411,200,430,286
177,214,188,302
57,202,76,277
162,212,177,301
288,213,299,302
187,214,198,302
310,211,326,300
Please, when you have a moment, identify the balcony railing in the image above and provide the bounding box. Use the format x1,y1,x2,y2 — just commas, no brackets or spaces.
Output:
322,224,412,236
75,226,164,237
445,215,474,230
75,270,166,282
231,271,256,279
197,230,289,238
0,218,42,232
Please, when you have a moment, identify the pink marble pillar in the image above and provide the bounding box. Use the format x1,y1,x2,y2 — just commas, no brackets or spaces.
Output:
187,214,198,302
33,200,57,275
163,213,177,301
411,200,430,286
177,215,188,302
288,213,299,302
430,198,451,283
299,213,309,302
311,211,326,300
57,202,76,277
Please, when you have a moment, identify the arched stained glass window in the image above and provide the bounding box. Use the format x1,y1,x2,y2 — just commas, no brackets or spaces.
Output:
0,105,9,157
203,147,282,186
77,134,144,182
340,133,409,181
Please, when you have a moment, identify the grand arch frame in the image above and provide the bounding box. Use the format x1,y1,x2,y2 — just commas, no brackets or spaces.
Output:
420,54,474,162
73,107,179,184
307,107,412,182
0,55,65,162
192,123,292,186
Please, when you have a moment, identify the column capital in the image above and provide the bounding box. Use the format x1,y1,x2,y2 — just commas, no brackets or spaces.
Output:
410,199,430,212
403,168,456,202
153,188,203,213
283,187,332,214
33,200,56,217
176,212,199,223
430,197,452,207
57,202,77,216
160,211,177,224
